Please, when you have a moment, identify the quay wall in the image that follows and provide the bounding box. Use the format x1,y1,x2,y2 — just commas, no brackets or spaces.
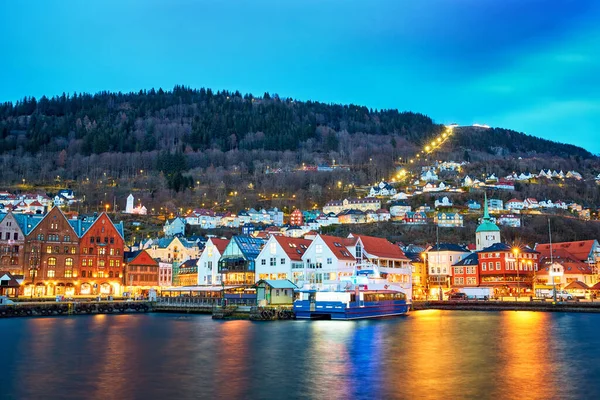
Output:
413,300,600,313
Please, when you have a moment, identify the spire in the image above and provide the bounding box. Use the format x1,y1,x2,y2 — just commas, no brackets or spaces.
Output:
483,192,490,221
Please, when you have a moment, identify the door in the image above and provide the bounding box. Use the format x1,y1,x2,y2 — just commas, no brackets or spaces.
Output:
309,292,316,311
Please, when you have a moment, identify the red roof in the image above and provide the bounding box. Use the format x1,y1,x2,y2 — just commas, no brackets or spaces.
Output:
507,198,522,203
319,235,356,261
274,236,313,261
351,234,409,260
29,200,43,207
537,249,594,275
209,238,230,254
535,240,597,262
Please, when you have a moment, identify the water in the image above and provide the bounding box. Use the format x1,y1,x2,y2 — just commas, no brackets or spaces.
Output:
1,311,599,400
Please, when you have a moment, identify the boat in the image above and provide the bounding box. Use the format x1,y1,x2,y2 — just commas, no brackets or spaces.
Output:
293,264,411,320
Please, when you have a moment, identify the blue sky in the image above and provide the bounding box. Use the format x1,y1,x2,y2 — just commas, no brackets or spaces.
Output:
1,0,599,153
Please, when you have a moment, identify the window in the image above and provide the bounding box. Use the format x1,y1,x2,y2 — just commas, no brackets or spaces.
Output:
90,237,95,243
81,271,86,278
65,258,73,267
110,237,114,244
316,244,323,254
110,248,114,256
496,262,501,270
13,232,18,240
48,257,56,266
482,262,487,271
46,246,52,254
269,242,276,254
38,234,44,240
327,258,332,265
64,235,70,242
261,259,266,266
109,271,113,278
115,260,120,267
110,260,115,267
47,270,55,278
98,248,106,255
83,247,88,254
355,243,362,258
71,247,76,254
270,257,276,266
280,258,286,265
99,260,105,267
98,271,104,278
64,270,73,278
64,247,69,254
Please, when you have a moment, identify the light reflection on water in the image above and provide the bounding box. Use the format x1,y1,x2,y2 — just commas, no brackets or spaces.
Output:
1,311,599,400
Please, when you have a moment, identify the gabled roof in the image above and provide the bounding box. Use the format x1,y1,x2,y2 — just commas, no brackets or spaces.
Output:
207,238,229,254
319,235,355,261
564,281,589,290
274,236,312,261
0,271,21,288
10,213,44,235
350,234,409,261
232,235,264,260
480,243,538,254
535,240,597,262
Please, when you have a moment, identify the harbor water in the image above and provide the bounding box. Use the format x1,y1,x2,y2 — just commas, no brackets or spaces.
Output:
1,311,599,399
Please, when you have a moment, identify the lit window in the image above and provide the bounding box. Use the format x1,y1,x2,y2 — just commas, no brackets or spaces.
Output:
47,270,55,277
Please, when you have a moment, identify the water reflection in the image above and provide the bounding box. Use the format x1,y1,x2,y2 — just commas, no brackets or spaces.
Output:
1,312,599,400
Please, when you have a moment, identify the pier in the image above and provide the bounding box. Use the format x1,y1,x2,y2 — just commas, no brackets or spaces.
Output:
0,300,152,318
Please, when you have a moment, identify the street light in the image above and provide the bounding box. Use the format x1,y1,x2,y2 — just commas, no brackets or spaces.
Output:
512,247,520,298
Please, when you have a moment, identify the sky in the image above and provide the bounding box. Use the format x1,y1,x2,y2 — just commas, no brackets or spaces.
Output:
1,0,599,153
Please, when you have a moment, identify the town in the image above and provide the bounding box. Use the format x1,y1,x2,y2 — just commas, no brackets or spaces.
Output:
1,188,599,304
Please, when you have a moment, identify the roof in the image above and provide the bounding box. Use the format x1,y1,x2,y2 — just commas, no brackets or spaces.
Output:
590,282,600,290
538,251,594,275
0,272,21,288
232,235,265,260
255,279,298,289
480,243,538,254
453,252,479,266
209,238,230,254
564,281,589,290
319,235,355,261
274,236,312,261
427,243,470,253
535,240,597,262
351,234,409,261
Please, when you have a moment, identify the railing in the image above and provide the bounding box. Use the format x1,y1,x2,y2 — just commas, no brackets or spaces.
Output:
156,297,257,307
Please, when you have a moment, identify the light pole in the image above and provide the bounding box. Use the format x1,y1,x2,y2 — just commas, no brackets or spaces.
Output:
512,247,520,298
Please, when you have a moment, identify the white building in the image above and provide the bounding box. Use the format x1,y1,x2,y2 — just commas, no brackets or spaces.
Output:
124,194,147,215
255,236,312,284
197,238,229,285
424,243,471,297
368,181,397,197
163,217,186,237
434,196,453,208
158,262,173,287
300,234,356,290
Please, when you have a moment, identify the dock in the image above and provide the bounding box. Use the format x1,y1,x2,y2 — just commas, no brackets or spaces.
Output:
0,300,152,318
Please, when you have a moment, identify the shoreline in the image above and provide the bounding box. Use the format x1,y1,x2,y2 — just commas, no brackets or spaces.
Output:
412,300,600,313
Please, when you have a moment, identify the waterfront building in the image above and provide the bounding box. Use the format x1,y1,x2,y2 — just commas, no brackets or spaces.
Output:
534,240,600,266
123,249,159,295
218,236,264,285
301,234,356,289
144,236,200,263
158,262,173,287
404,252,428,300
0,212,42,276
255,235,311,284
424,244,471,299
197,237,229,285
451,253,480,288
0,271,22,297
535,251,596,288
475,196,501,250
77,212,125,296
478,243,539,296
255,279,297,306
346,234,411,283
177,259,199,286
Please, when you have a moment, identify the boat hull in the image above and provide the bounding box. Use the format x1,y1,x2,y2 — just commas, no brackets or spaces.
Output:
294,300,410,320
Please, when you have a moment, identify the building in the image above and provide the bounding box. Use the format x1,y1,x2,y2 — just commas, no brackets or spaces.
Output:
424,244,471,299
177,259,199,286
0,212,43,276
322,198,381,214
144,237,200,264
255,236,311,284
346,234,411,293
0,271,23,297
77,212,125,296
451,253,480,288
498,214,521,228
389,202,411,219
434,196,453,208
123,249,159,296
434,212,463,227
158,262,173,287
478,243,539,296
124,194,147,215
290,209,304,226
403,211,427,225
536,253,596,288
255,279,297,306
301,234,356,290
337,209,367,224
197,237,229,285
163,217,186,237
218,236,264,285
487,198,504,212
368,181,397,197
475,196,501,251
534,240,600,266
506,199,524,211
405,252,428,300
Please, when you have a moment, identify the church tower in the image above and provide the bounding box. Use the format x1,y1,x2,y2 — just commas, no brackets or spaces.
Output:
476,193,501,250
125,194,134,213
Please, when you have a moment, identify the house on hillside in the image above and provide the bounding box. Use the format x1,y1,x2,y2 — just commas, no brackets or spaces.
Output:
163,217,186,237
368,181,397,197
434,212,463,227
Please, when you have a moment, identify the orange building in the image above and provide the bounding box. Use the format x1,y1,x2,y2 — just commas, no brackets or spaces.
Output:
123,250,159,296
290,209,303,226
